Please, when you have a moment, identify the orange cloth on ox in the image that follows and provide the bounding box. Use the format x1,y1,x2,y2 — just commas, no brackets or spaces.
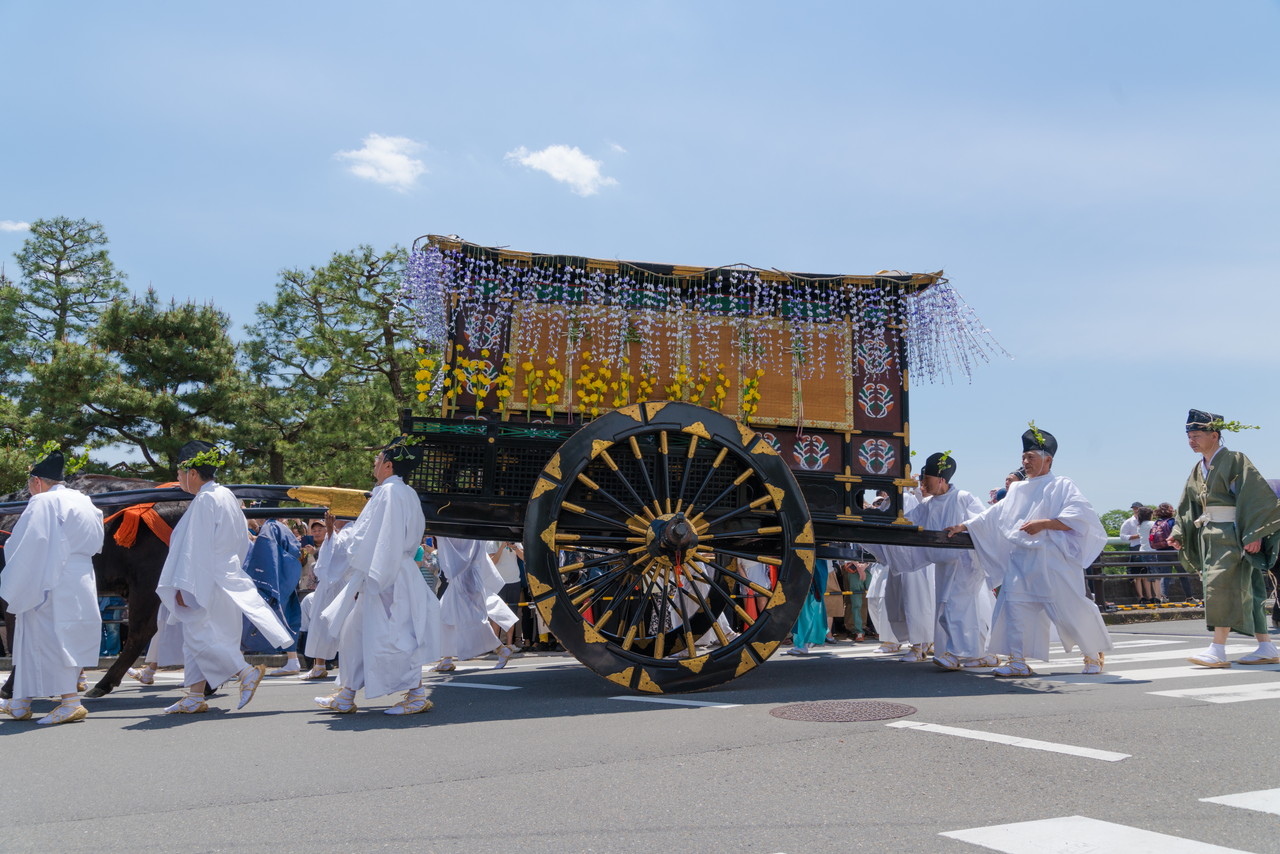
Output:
105,482,180,548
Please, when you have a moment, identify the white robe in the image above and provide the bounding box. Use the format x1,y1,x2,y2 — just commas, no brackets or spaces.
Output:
884,486,994,659
145,604,185,667
156,481,291,687
0,484,103,699
302,527,354,662
864,562,903,644
435,538,518,660
319,476,440,698
964,473,1112,661
867,491,935,646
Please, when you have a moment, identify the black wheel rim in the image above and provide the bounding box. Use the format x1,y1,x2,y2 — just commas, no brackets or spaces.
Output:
523,401,813,693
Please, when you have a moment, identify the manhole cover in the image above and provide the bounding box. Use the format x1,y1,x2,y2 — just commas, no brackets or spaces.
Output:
769,700,916,722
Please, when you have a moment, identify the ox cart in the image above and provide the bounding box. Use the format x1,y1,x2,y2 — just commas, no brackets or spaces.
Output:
397,235,1001,694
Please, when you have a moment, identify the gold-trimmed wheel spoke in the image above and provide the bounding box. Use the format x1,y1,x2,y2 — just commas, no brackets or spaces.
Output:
563,562,634,603
699,525,784,541
525,402,812,694
685,446,730,512
574,473,650,525
559,500,639,533
597,448,655,521
694,556,775,598
683,560,757,627
675,434,700,511
701,546,784,568
627,434,662,514
699,494,776,530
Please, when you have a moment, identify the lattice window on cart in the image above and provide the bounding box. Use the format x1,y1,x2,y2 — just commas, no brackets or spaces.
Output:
493,449,547,498
413,444,488,495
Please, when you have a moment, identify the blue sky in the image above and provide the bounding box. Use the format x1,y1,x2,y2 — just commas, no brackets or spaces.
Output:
2,1,1278,513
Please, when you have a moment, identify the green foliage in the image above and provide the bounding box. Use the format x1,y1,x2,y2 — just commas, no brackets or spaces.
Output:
236,245,419,487
3,223,443,490
23,289,249,478
27,439,89,476
0,272,26,392
9,217,127,352
1208,419,1260,433
1099,507,1150,554
0,396,31,493
177,443,229,470
1026,419,1045,447
1099,508,1129,538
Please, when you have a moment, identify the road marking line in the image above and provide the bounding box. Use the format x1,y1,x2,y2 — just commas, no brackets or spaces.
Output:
419,658,575,676
1149,682,1280,704
886,721,1129,761
1092,639,1181,649
429,681,521,691
941,815,1255,853
609,696,740,708
1042,639,1176,655
1053,644,1254,666
1200,788,1280,816
1040,664,1279,684
816,646,890,657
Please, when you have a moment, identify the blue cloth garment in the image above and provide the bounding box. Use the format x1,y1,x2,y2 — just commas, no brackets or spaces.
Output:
241,519,303,653
791,559,829,648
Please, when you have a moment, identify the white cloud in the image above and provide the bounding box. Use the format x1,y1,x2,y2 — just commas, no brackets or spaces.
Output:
335,134,426,191
505,144,618,196
608,141,627,154
0,220,31,232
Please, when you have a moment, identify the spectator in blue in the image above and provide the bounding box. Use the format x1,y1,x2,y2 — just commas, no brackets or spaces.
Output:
241,517,304,676
785,558,830,655
992,469,1025,503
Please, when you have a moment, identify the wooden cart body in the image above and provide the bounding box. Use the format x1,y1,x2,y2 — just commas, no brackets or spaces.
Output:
400,236,990,693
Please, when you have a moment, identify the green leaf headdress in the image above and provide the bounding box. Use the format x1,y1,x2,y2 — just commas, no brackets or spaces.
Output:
27,440,88,480
177,440,230,471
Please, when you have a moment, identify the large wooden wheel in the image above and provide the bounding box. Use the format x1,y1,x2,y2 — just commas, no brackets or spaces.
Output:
522,401,815,693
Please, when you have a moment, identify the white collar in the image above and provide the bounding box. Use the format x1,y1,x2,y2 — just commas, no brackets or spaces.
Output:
1201,445,1226,475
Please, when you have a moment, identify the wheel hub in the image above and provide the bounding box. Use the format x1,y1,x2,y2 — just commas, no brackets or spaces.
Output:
645,512,699,559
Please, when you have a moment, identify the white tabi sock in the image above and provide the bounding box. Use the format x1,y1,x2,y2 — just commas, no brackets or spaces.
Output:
1208,643,1227,659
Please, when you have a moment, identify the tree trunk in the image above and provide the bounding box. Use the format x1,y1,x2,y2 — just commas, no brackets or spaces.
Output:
269,450,285,484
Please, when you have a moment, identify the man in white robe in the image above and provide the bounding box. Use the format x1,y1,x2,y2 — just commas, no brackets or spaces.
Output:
125,605,184,685
0,449,103,725
946,427,1112,677
883,452,997,670
300,518,352,679
156,441,293,714
864,560,904,651
433,538,518,671
865,489,935,659
315,438,441,715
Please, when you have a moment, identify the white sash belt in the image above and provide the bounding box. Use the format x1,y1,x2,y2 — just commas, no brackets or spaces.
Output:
1194,506,1236,527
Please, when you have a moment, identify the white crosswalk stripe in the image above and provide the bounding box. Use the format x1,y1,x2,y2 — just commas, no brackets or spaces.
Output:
1050,644,1255,666
1149,681,1280,704
1200,788,1280,817
886,721,1130,761
808,635,1280,704
940,815,1257,853
945,786,1280,852
1040,663,1280,684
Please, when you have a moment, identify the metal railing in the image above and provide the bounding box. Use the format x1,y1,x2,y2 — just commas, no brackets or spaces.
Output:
1084,549,1204,610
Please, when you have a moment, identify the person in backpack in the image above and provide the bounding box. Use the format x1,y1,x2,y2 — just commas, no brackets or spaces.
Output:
1133,506,1162,604
1151,502,1193,602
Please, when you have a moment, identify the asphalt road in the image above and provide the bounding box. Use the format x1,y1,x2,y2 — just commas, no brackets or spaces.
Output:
3,619,1279,854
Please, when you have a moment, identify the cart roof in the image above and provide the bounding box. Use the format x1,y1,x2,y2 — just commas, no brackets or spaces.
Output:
418,235,946,293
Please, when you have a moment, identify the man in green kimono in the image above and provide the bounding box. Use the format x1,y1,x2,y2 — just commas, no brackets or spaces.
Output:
1170,409,1280,667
